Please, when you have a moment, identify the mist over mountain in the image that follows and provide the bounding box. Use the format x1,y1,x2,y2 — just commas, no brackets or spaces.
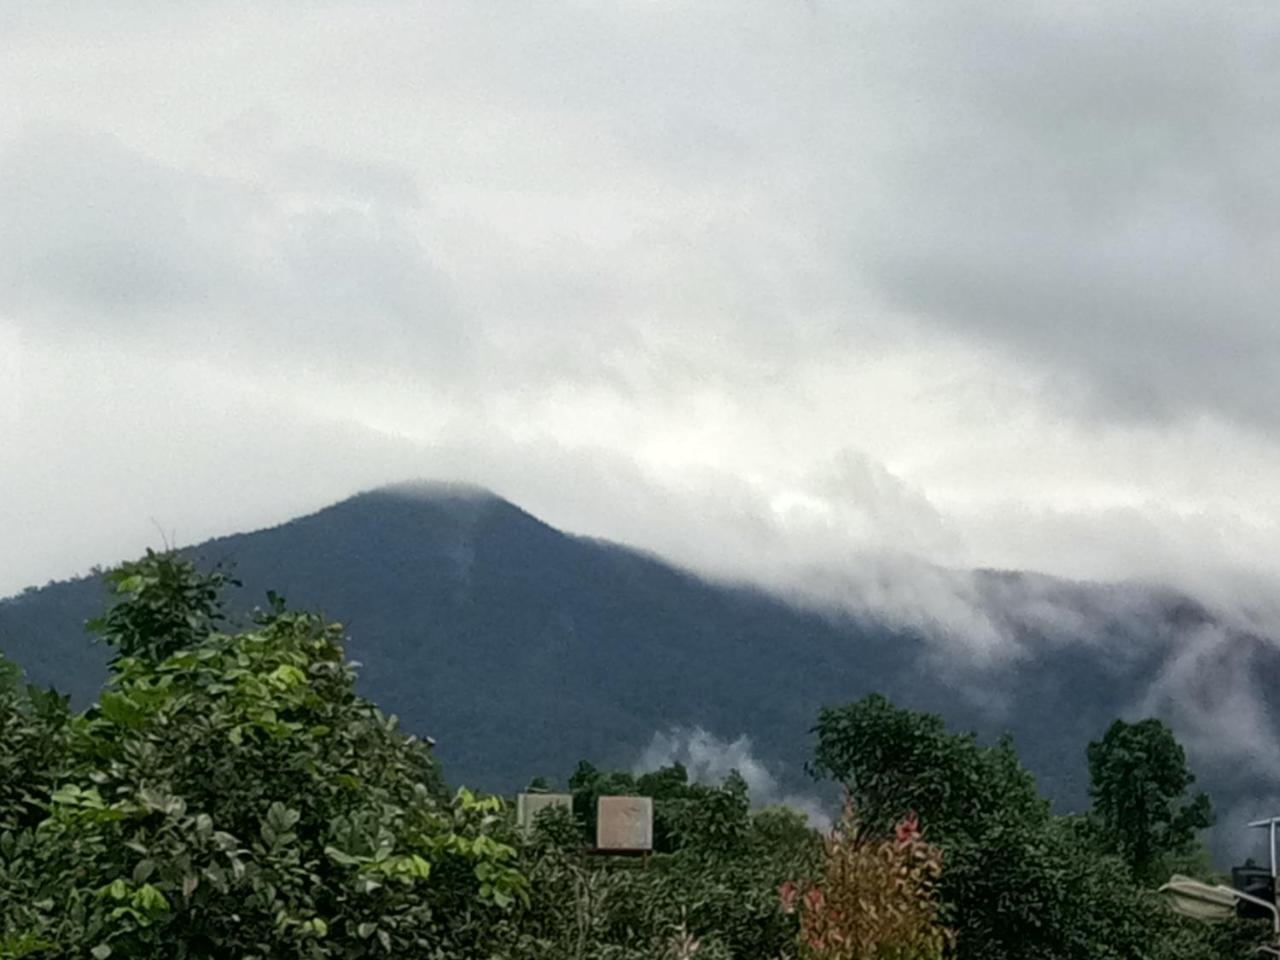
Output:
3,482,1277,858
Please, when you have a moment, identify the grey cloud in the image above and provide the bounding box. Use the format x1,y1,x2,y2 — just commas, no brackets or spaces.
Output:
1,128,251,314
0,126,472,385
4,0,1280,688
1139,625,1280,779
9,2,1279,431
0,343,438,596
1131,622,1280,858
840,2,1280,424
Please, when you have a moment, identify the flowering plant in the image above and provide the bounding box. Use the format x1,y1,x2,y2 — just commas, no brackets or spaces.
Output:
781,798,949,959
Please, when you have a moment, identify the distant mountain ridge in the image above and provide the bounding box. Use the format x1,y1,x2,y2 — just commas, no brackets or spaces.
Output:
3,482,1278,856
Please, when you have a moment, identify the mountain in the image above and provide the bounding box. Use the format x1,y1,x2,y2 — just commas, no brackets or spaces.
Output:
3,482,1278,852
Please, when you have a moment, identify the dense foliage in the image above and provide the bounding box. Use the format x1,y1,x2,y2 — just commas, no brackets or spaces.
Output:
0,560,525,958
503,798,816,959
86,549,238,665
0,550,1271,958
812,695,1264,960
1087,718,1214,883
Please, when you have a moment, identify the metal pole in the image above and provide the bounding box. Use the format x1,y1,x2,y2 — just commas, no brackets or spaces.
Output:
1233,886,1280,938
1247,818,1280,881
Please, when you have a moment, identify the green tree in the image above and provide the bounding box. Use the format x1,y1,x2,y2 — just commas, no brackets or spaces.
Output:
1,555,525,958
86,549,237,664
0,655,69,834
810,693,1047,845
1087,718,1212,883
809,694,1247,960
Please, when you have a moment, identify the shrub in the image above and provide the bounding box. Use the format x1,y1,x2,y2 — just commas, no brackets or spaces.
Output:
783,800,947,960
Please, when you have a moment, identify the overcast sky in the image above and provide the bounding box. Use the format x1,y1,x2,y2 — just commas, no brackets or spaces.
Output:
4,1,1280,641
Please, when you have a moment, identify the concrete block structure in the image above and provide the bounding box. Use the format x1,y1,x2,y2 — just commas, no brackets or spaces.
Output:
596,795,653,852
516,792,573,832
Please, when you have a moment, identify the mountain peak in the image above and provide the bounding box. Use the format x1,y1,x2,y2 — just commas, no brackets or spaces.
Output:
369,479,503,503
325,480,551,543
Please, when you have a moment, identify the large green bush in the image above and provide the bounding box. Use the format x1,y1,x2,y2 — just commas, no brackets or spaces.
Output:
0,554,525,959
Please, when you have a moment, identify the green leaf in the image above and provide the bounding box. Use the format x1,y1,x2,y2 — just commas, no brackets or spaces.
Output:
50,784,85,806
324,846,360,866
267,664,307,688
133,883,169,914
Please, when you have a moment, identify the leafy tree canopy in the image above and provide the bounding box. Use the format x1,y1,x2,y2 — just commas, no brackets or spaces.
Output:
810,692,1047,844
86,549,237,664
1087,717,1213,883
2,551,526,959
810,693,1250,960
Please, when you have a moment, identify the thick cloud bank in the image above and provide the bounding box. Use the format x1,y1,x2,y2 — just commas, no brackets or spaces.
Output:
3,1,1280,656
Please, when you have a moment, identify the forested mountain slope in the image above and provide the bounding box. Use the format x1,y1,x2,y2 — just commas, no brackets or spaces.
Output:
3,482,1275,834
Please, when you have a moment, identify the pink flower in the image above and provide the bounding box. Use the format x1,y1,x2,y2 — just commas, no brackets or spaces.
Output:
895,812,920,844
779,881,799,914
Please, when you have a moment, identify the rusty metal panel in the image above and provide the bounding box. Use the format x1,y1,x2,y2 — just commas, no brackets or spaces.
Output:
596,795,653,851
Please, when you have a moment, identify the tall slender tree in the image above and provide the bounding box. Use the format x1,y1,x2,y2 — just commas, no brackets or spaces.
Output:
1087,718,1212,882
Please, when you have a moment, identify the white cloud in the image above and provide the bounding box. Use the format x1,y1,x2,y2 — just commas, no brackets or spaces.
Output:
3,0,1280,665
635,726,832,830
